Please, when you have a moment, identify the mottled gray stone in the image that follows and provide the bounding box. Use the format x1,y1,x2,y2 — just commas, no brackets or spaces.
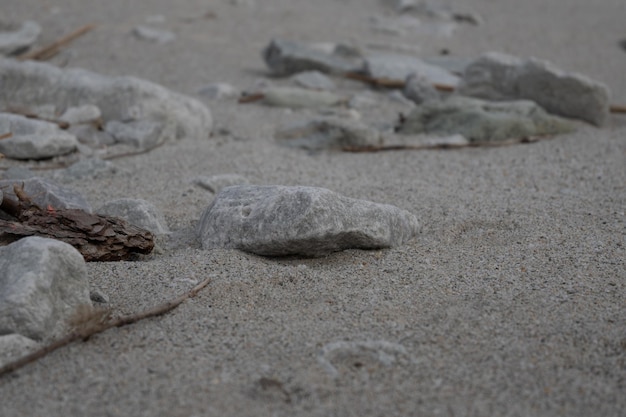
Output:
1,166,35,180
68,124,116,147
59,157,117,181
397,96,574,142
58,104,101,125
0,58,212,140
261,87,343,109
192,174,250,193
0,237,91,341
403,73,440,104
0,177,92,212
459,52,610,126
0,334,39,367
292,71,336,90
364,54,460,86
197,83,238,100
104,119,169,149
275,118,383,150
132,26,176,43
89,289,109,304
197,185,419,257
97,198,168,235
263,39,361,76
0,20,41,56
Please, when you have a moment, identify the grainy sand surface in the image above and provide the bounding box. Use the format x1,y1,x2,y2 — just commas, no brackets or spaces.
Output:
1,0,625,416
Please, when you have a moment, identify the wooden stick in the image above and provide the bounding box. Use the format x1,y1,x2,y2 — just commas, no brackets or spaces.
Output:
18,24,96,61
0,276,212,377
0,132,12,140
610,104,626,114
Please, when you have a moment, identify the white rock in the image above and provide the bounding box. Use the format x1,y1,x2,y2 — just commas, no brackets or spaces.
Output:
275,118,383,150
0,20,41,56
104,120,169,149
364,54,460,86
292,70,336,90
197,185,419,257
97,198,168,235
197,83,239,100
59,104,102,125
0,237,91,341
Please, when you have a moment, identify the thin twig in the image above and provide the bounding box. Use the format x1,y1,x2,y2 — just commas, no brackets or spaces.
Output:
17,24,96,61
0,276,212,377
0,132,12,140
610,104,626,114
238,93,265,104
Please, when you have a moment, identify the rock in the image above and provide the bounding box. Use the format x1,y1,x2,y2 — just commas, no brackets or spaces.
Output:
396,96,574,142
364,54,460,86
1,166,35,180
0,237,91,341
0,177,92,212
403,73,440,104
89,289,109,304
58,157,117,181
0,112,78,160
422,56,472,75
197,83,239,100
0,58,212,140
104,119,170,149
292,71,336,90
0,334,39,367
261,87,344,109
97,198,168,235
192,174,250,193
132,26,176,43
275,118,383,150
262,39,361,76
197,185,419,257
459,52,610,126
0,20,41,56
58,104,101,125
68,124,116,147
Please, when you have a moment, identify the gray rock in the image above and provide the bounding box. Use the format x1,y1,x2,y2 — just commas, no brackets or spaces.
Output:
104,119,169,149
261,87,343,109
0,58,212,140
89,289,109,304
0,20,41,56
58,104,102,125
197,83,239,100
397,96,574,142
364,54,460,86
97,198,168,235
0,112,78,160
263,39,361,76
68,124,116,147
459,52,610,126
197,185,419,257
59,157,117,181
132,26,176,43
422,56,472,75
275,118,383,150
0,237,91,341
192,174,250,193
1,166,36,180
0,177,92,212
403,73,440,104
0,334,39,367
292,71,336,90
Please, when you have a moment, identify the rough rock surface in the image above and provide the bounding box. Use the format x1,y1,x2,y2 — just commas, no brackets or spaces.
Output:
0,58,213,140
0,177,92,212
397,96,574,142
0,334,39,368
275,118,383,150
97,198,168,235
459,52,610,126
197,185,419,257
0,237,91,341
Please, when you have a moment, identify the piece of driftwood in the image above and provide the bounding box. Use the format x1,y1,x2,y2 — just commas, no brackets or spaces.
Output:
0,184,154,261
0,276,212,378
17,24,96,61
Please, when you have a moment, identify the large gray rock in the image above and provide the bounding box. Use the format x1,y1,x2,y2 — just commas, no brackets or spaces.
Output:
459,52,610,126
396,96,574,142
0,334,39,368
97,198,168,235
0,112,78,160
364,53,460,86
0,237,91,341
0,177,92,213
0,20,41,56
275,118,383,150
0,58,213,140
197,185,419,257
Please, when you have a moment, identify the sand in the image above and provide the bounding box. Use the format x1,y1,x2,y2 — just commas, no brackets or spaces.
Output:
1,0,625,416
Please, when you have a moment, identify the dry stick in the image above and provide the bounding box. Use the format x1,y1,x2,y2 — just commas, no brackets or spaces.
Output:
17,24,96,61
0,132,12,140
610,104,626,114
238,93,265,104
0,276,212,378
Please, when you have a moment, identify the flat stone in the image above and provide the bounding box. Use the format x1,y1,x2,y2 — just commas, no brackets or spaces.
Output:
275,118,383,150
0,177,92,212
197,83,239,100
292,71,336,90
0,237,91,341
0,20,41,56
197,185,419,257
1,166,35,180
0,58,212,140
58,104,102,125
459,52,610,126
132,26,176,43
192,174,250,193
263,39,361,76
97,198,168,235
261,87,343,109
59,157,117,181
104,120,168,149
0,334,39,368
68,124,116,147
364,54,460,86
403,73,440,104
396,96,574,142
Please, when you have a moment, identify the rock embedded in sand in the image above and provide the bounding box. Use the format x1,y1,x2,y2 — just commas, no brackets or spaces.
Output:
292,70,336,90
260,87,344,109
0,237,91,341
364,53,460,86
97,198,168,235
0,20,41,56
275,118,383,150
197,185,419,257
459,52,610,126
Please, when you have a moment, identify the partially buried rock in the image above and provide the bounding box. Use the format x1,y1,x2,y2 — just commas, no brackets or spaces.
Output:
459,52,610,126
260,87,344,109
403,73,440,104
364,53,460,86
0,177,92,213
396,96,574,142
97,198,168,235
292,70,336,90
275,118,383,150
104,119,171,149
197,185,419,257
0,20,41,56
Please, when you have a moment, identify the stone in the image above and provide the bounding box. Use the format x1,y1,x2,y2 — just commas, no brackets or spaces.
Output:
262,39,361,76
0,237,91,341
459,52,611,126
0,334,39,368
396,96,574,142
192,174,250,193
0,20,41,56
275,118,383,150
1,166,35,180
403,73,440,104
197,83,239,100
89,289,109,304
197,185,419,257
0,177,92,212
261,87,343,109
58,104,102,125
104,119,170,149
58,157,117,181
364,54,460,86
68,124,116,147
132,26,176,43
0,58,212,140
97,198,168,235
0,112,78,160
292,71,336,90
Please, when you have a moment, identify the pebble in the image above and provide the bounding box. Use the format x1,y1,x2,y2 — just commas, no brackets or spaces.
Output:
104,119,168,149
58,104,102,125
291,70,336,90
132,26,176,43
97,198,169,235
402,73,440,104
364,53,460,86
275,118,383,150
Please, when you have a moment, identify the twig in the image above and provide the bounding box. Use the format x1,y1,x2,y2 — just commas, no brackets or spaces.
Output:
0,132,12,140
238,93,265,104
0,276,212,377
610,104,626,114
343,136,543,153
17,24,96,61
